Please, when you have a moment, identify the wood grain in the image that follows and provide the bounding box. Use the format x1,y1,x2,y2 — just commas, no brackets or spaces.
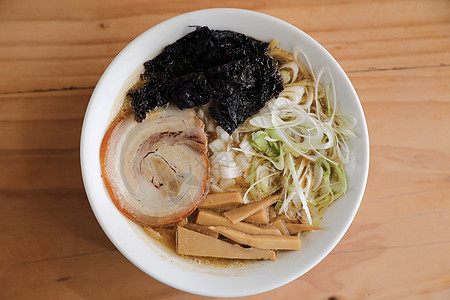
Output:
0,0,449,299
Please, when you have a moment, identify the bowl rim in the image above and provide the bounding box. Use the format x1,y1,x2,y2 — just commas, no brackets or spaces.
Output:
80,7,370,297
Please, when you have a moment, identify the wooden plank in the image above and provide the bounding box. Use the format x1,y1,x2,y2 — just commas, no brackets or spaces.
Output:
338,189,450,254
0,0,448,93
348,66,450,103
365,146,450,201
0,89,90,150
0,150,83,190
293,243,449,300
0,232,447,299
0,89,92,121
0,189,115,268
0,250,187,300
0,120,83,150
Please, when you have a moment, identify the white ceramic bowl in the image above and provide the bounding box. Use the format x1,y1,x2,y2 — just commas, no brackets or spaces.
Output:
81,8,369,297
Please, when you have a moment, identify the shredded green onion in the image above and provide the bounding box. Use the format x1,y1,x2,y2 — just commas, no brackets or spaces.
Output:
230,48,355,225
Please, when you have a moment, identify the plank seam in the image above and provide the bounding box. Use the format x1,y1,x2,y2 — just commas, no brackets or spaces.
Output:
0,248,117,269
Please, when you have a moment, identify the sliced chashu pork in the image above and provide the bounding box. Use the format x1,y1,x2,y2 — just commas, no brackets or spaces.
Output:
100,106,209,226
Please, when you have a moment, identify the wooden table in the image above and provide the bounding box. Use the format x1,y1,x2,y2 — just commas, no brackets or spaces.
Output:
1,0,449,299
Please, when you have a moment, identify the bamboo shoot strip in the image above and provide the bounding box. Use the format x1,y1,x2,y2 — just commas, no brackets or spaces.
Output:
198,192,244,208
243,208,269,225
285,223,323,234
223,194,280,224
196,209,281,235
209,226,301,250
183,223,219,238
270,220,290,235
177,226,276,261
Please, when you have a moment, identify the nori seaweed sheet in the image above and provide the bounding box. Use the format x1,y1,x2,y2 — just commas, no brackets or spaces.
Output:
127,26,283,134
